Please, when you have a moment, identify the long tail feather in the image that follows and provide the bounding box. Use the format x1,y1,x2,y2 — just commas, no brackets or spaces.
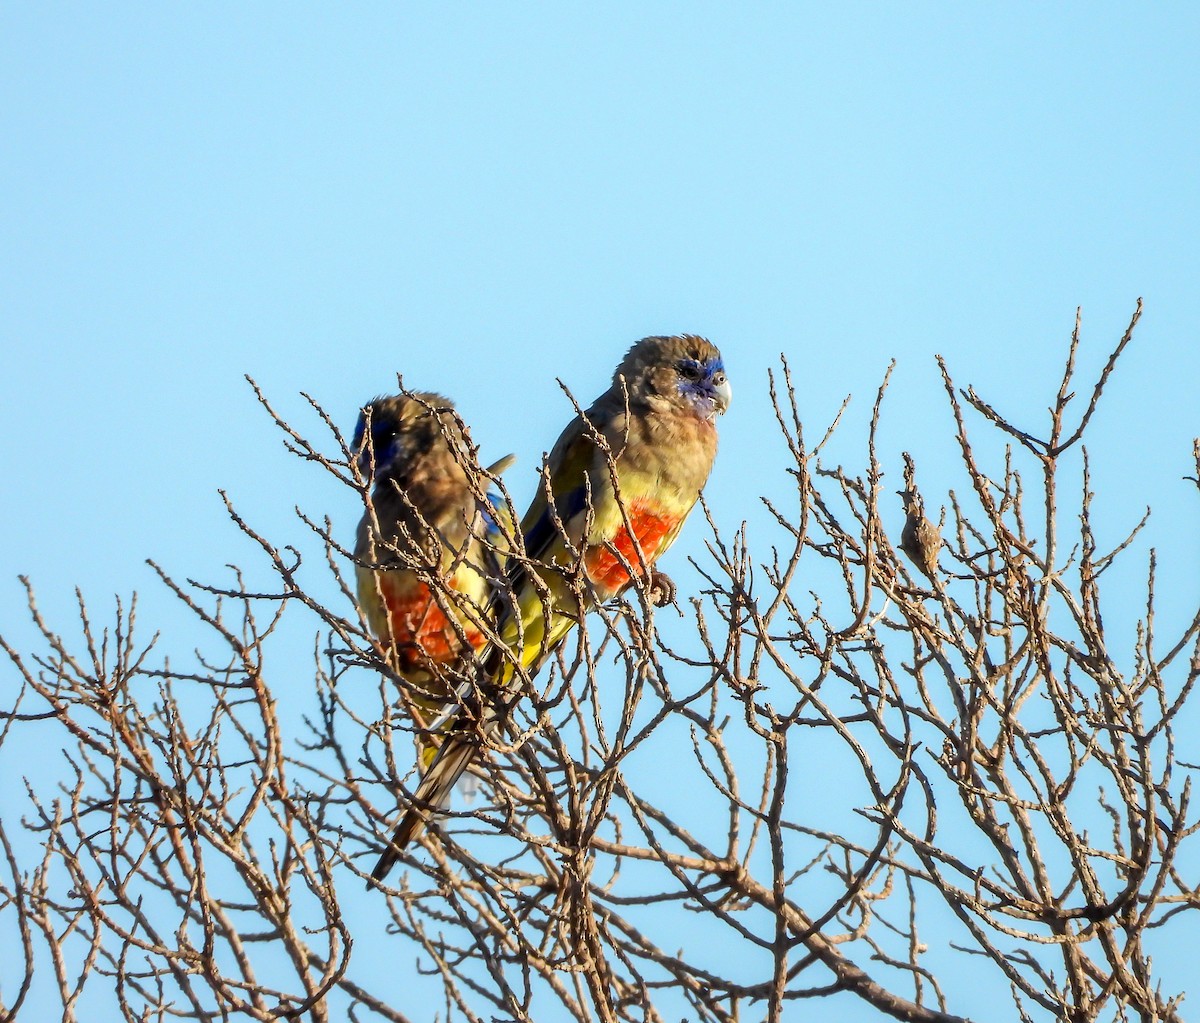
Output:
371,644,516,883
369,735,480,883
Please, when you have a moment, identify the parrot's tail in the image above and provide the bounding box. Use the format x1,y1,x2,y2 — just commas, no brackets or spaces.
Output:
369,737,479,884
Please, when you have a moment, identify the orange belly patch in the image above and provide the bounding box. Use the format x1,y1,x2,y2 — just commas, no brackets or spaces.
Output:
585,504,678,596
380,576,483,670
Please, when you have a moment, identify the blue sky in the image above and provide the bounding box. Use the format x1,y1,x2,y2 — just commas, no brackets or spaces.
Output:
2,4,1198,1018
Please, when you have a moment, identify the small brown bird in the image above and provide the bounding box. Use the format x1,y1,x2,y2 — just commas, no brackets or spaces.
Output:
897,453,941,581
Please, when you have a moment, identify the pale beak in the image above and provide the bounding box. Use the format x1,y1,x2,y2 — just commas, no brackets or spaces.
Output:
712,375,733,415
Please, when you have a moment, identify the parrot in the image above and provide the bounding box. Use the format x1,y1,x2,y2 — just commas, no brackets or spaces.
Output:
353,391,513,768
370,335,731,881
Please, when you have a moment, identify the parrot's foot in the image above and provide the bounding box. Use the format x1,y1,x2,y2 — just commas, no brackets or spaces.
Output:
647,571,676,608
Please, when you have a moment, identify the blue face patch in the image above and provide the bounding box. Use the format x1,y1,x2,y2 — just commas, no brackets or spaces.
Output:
353,409,402,479
677,356,724,380
351,411,368,453
676,356,727,412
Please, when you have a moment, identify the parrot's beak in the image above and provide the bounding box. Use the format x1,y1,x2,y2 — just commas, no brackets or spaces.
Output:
712,376,733,415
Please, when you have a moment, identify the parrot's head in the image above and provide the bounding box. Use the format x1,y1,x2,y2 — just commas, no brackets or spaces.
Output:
617,334,732,423
352,392,465,483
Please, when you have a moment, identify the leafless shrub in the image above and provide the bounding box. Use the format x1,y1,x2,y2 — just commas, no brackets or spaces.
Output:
3,301,1198,1023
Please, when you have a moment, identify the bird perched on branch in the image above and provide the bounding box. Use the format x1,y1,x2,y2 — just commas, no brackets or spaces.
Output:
897,452,941,581
370,335,731,881
353,392,513,767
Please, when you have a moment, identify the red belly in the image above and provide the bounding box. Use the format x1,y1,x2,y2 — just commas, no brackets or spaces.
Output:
585,504,677,596
380,576,483,670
